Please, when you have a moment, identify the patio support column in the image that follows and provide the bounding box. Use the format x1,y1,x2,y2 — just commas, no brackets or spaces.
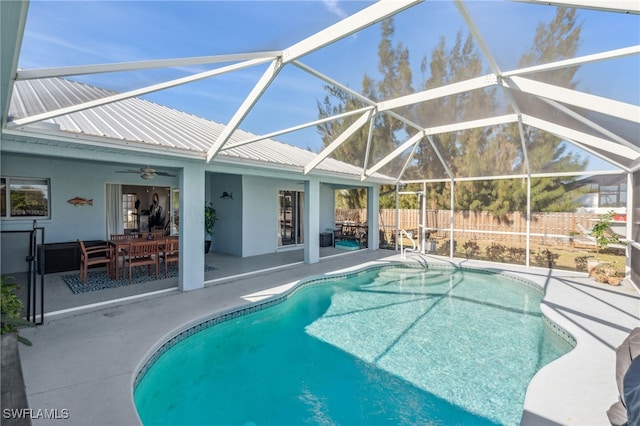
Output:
367,184,379,250
179,164,206,291
304,178,320,264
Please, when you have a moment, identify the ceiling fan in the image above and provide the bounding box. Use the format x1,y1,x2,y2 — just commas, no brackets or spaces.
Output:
116,166,176,180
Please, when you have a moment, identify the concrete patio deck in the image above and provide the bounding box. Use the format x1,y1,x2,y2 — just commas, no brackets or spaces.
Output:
13,249,640,425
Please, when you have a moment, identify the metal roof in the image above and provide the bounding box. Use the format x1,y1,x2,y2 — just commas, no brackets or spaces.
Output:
7,76,380,180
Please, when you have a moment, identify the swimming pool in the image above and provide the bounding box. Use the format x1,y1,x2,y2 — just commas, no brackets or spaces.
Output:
134,264,574,425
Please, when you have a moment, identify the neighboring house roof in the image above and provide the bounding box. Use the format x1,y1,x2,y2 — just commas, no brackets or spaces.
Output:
6,77,390,182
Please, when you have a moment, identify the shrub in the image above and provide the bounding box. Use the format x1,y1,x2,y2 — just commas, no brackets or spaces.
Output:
462,240,480,259
574,256,589,272
438,239,457,256
533,249,560,268
1,276,32,345
486,243,507,262
506,247,527,264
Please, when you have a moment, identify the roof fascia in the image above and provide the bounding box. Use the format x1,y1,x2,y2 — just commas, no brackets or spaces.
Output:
16,51,282,80
9,57,274,128
212,156,394,185
1,0,28,128
2,127,206,160
506,76,640,123
511,0,640,14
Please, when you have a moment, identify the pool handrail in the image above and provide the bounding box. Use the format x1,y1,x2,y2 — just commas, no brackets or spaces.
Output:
398,229,417,258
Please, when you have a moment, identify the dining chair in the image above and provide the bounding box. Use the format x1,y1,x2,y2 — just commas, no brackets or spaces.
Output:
123,240,159,284
150,231,166,239
160,238,179,278
78,240,114,284
110,233,139,241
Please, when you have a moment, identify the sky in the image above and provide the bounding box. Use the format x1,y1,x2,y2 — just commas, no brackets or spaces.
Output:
16,0,640,172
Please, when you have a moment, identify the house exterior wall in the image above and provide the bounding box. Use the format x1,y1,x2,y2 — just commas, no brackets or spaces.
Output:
0,153,178,273
239,176,337,257
319,184,335,234
209,173,242,256
0,150,377,272
242,176,296,257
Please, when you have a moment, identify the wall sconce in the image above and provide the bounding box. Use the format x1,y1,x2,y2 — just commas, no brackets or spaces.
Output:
220,191,233,200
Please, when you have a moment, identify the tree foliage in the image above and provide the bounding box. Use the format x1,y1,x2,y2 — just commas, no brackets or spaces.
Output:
318,9,587,215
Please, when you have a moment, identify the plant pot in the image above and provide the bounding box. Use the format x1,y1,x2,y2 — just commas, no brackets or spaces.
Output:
205,240,212,254
593,272,609,284
587,260,602,275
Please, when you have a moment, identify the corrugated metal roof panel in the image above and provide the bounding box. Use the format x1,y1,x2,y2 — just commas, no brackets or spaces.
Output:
7,77,381,179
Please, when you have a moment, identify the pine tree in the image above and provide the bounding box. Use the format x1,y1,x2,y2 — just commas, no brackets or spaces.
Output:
317,18,413,208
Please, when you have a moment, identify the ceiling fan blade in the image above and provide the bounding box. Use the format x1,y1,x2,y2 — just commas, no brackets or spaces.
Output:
156,172,176,177
115,170,142,174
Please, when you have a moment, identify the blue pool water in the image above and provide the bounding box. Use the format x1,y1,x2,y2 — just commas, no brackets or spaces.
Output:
134,266,573,425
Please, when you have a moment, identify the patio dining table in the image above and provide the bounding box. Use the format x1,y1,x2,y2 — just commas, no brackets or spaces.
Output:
108,236,178,280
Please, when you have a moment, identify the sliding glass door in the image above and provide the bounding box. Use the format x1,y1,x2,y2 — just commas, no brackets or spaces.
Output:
278,190,304,247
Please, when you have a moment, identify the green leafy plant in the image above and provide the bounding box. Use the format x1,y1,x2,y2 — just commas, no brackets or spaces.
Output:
574,255,589,272
533,249,560,268
590,210,620,258
1,276,33,346
437,239,456,256
204,203,217,240
462,240,480,259
506,247,527,264
486,243,507,262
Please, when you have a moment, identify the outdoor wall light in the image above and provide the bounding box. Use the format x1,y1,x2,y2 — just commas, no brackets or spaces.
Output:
220,191,233,200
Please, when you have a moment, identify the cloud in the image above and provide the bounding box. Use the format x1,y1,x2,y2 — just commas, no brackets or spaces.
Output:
322,0,348,19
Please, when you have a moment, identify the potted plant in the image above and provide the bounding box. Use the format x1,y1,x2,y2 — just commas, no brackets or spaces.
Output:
591,210,620,257
587,210,620,276
204,203,217,253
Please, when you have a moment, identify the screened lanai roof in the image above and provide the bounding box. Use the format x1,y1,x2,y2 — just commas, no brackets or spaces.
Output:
1,0,638,182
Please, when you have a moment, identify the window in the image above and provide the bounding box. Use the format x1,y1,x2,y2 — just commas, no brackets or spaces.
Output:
122,193,138,230
599,183,627,208
278,190,304,247
1,177,50,219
